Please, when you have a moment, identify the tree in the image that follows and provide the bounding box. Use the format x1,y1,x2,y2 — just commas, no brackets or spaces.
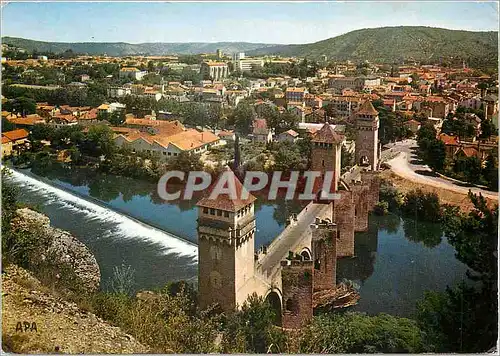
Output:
221,293,286,353
231,102,255,135
2,117,16,132
272,142,305,172
85,124,116,157
29,123,55,142
300,313,425,353
166,151,204,173
483,154,498,191
479,119,495,139
400,189,441,223
3,97,36,116
426,139,446,172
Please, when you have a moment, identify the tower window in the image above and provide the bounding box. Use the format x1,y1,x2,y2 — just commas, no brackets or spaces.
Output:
322,160,325,167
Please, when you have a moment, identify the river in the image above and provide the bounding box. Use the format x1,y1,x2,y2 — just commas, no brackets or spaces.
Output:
6,167,469,317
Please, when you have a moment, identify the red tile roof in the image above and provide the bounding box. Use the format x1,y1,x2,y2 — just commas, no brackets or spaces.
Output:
3,129,29,141
312,123,344,144
439,133,459,145
196,167,256,212
457,147,479,158
356,100,379,116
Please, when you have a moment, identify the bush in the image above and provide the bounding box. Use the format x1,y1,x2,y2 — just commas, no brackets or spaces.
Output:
401,189,441,223
379,179,404,212
373,201,389,216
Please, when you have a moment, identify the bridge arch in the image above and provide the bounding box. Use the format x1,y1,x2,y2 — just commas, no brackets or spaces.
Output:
265,288,283,326
300,247,312,261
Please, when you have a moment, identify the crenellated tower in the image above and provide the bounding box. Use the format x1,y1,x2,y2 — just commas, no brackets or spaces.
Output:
355,100,379,171
197,168,256,311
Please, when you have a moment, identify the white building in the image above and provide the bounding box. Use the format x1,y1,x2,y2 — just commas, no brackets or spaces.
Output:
119,67,147,81
107,86,132,98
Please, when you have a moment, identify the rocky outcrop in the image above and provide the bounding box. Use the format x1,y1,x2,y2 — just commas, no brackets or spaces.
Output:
14,208,100,292
2,265,148,354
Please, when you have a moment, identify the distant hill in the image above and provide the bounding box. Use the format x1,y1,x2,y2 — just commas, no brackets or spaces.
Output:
1,37,279,56
248,26,498,65
3,27,498,66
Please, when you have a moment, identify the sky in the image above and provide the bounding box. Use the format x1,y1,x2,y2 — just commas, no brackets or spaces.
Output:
2,1,499,44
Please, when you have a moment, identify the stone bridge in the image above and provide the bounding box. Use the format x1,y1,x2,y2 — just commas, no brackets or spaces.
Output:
239,167,380,328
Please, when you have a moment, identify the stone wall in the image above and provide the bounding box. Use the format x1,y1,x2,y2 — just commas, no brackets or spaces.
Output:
280,260,313,329
352,182,369,232
198,235,236,312
332,192,355,257
311,220,337,291
360,171,380,211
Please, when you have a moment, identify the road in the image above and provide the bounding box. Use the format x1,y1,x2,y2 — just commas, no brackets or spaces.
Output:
259,203,328,276
381,139,498,200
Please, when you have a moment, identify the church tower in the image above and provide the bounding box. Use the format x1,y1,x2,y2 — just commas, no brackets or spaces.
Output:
197,168,256,311
355,101,380,171
310,123,345,192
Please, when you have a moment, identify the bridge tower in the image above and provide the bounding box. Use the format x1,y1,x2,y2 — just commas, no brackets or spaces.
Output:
311,219,338,291
196,168,257,312
310,123,345,192
355,100,380,171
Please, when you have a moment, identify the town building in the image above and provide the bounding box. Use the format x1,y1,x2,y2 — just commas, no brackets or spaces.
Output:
200,61,229,81
119,67,147,81
251,118,273,143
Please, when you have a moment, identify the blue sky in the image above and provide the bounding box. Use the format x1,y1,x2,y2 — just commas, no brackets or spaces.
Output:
2,2,498,44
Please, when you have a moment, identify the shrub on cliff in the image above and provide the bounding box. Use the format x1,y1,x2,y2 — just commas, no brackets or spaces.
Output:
1,172,51,268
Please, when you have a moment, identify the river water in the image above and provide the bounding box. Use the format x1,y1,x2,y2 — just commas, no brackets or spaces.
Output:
7,167,469,317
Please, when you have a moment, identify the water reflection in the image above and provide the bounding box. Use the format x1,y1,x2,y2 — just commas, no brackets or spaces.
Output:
402,217,443,248
337,214,379,284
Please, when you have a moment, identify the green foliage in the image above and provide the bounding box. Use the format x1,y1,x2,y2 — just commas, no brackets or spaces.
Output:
483,154,498,191
452,156,483,183
1,172,52,269
401,189,441,223
85,124,115,157
2,117,16,132
479,119,496,139
221,293,286,353
166,151,204,174
3,96,37,115
379,179,404,212
373,201,389,216
270,141,307,172
250,26,498,68
230,102,256,135
300,312,425,353
417,123,446,172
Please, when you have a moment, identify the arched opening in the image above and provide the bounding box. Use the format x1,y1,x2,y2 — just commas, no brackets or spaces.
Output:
360,155,370,166
301,249,312,261
265,291,282,326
